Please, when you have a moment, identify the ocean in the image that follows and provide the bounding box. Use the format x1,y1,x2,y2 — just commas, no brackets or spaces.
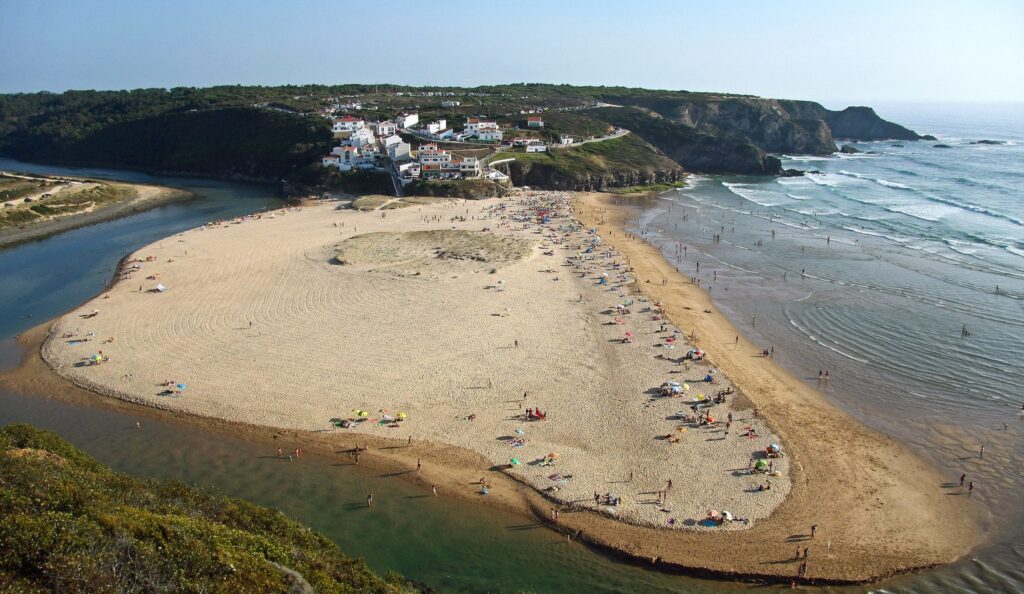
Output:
630,103,1024,591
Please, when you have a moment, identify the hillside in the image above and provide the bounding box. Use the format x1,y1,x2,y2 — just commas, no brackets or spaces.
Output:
502,134,684,190
0,84,921,183
0,424,416,594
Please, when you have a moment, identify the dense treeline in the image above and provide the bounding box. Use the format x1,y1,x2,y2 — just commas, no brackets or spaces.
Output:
0,424,419,593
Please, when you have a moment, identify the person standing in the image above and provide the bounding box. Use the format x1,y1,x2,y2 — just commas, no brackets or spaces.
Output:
959,473,965,487
968,481,974,496
811,524,817,539
366,493,373,508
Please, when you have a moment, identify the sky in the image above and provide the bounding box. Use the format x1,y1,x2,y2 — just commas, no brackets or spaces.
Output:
1,0,1022,106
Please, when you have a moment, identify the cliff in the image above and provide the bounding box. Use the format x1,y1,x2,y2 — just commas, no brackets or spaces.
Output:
593,92,920,160
591,108,782,174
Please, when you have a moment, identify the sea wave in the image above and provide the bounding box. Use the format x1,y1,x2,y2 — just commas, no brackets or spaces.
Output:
721,182,790,207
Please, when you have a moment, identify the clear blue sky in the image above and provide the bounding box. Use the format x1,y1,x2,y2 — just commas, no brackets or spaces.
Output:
2,0,1022,105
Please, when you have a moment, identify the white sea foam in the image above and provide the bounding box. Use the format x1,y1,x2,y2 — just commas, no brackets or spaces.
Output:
721,182,790,207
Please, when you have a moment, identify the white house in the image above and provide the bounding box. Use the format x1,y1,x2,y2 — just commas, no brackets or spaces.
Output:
395,113,419,129
476,129,503,142
425,119,447,134
418,147,452,166
334,146,360,170
322,154,340,167
349,127,376,148
332,116,365,133
431,128,454,140
465,117,498,135
526,143,547,153
376,121,397,136
388,142,412,160
559,136,575,145
441,100,461,108
383,134,403,148
396,161,420,178
527,116,544,128
459,157,481,176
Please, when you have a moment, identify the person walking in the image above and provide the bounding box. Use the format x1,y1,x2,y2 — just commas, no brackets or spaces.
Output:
968,481,974,496
366,493,373,508
432,485,437,497
811,524,817,539
959,473,965,487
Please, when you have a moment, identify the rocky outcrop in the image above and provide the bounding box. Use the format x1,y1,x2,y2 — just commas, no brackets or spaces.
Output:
840,144,861,154
824,107,920,141
506,161,684,191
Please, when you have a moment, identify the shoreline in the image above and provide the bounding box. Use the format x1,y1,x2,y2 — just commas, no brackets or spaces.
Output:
0,175,196,249
0,191,982,584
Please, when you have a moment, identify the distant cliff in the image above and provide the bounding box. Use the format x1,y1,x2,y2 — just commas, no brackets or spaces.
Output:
590,92,920,167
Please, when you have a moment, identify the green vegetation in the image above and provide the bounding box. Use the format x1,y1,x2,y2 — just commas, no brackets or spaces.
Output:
0,178,53,202
509,134,679,177
288,166,393,197
0,182,134,231
404,179,509,199
610,180,688,194
0,424,416,594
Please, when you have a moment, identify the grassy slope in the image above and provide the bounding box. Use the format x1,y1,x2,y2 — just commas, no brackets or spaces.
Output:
507,133,679,177
0,424,415,594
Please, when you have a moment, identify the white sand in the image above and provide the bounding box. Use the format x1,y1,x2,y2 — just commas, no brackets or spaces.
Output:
43,192,789,529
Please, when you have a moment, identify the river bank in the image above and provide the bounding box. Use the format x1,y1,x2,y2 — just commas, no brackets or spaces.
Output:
0,174,195,249
0,189,981,584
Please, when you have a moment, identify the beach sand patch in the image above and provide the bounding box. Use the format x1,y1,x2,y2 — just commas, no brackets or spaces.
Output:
334,230,535,277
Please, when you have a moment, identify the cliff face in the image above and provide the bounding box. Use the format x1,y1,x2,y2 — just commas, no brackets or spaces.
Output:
593,108,782,175
597,94,921,167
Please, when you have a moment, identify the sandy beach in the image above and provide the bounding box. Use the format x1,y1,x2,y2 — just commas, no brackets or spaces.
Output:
23,190,980,582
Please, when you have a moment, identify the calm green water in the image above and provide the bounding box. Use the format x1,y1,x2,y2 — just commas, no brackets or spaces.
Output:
0,159,1017,593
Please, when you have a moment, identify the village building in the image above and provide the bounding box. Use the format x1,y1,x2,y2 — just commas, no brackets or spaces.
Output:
388,142,412,160
526,143,548,152
348,127,376,148
527,116,544,128
395,113,419,129
332,116,365,133
476,129,503,142
383,134,403,148
375,121,397,136
441,100,461,108
425,119,447,134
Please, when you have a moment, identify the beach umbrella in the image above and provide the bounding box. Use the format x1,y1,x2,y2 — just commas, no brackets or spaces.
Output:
625,332,634,337
722,511,733,522
547,453,560,459
683,383,691,390
706,509,719,519
770,443,781,453
755,459,769,470
514,428,525,435
176,383,186,390
397,412,407,420
509,458,521,466
358,411,369,418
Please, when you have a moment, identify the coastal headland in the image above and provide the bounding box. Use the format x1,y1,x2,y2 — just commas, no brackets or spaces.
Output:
3,191,979,583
